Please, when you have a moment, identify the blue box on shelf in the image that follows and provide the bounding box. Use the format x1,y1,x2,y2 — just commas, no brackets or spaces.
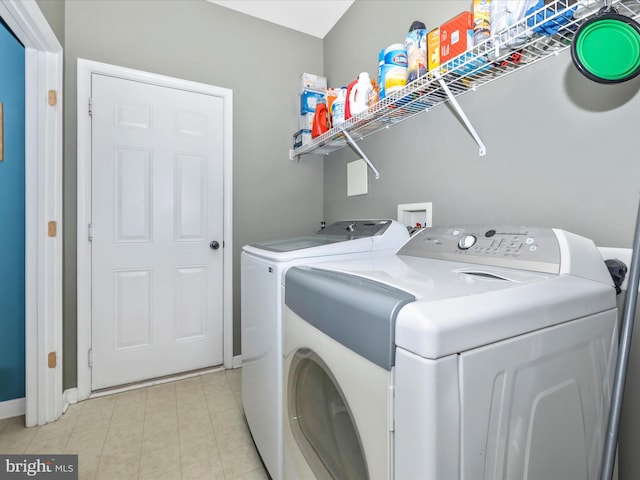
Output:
300,89,326,115
293,129,312,149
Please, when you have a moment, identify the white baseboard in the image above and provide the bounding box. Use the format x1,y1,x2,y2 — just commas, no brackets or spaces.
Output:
62,388,78,414
232,354,242,368
0,397,26,420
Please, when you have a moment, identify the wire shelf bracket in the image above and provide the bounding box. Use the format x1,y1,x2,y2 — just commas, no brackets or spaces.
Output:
341,128,380,179
436,77,486,156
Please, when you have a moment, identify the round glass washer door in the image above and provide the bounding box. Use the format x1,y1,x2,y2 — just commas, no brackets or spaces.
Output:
288,348,369,480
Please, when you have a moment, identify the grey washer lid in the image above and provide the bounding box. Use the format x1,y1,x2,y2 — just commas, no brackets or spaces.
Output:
285,267,416,370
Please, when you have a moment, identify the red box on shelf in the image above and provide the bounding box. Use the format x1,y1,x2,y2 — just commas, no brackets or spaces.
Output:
439,11,473,64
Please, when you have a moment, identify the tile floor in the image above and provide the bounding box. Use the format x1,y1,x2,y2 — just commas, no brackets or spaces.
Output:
0,368,268,480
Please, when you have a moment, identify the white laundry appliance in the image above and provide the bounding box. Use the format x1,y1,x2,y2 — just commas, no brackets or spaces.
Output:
283,225,618,480
241,219,409,479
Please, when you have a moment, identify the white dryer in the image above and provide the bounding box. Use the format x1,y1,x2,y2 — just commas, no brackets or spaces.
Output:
241,219,409,479
283,225,618,479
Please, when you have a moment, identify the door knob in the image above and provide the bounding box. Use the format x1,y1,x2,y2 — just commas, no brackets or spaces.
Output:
210,241,220,250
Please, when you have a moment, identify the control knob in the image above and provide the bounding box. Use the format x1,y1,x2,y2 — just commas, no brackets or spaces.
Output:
458,234,477,250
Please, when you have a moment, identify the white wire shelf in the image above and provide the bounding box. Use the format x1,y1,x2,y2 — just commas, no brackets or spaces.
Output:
290,0,640,165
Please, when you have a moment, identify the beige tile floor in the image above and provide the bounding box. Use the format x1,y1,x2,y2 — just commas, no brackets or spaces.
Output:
0,368,268,480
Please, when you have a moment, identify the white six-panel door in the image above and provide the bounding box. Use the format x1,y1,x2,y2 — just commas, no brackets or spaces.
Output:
90,73,224,390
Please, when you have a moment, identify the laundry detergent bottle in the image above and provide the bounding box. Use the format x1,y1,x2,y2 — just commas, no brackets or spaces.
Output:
347,72,372,118
405,20,427,83
311,103,330,138
331,87,347,127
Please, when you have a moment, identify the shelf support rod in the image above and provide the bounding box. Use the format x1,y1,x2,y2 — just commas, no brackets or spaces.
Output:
341,128,380,180
437,77,486,156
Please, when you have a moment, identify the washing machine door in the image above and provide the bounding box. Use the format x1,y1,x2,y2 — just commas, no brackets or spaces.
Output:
287,348,368,480
283,266,415,480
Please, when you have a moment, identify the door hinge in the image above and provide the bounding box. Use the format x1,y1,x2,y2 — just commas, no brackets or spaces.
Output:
48,352,57,368
88,223,93,242
48,221,57,237
48,90,57,107
88,97,93,116
88,348,93,367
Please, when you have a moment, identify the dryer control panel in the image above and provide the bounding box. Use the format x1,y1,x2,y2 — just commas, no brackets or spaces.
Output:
398,225,562,273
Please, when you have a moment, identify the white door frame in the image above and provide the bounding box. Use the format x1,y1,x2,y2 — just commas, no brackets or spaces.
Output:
76,59,234,401
0,0,63,426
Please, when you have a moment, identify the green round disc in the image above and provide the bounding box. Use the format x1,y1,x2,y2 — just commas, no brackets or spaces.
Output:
576,19,640,81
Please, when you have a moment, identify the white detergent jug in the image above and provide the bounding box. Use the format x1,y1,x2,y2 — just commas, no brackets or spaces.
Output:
331,87,347,127
348,72,372,117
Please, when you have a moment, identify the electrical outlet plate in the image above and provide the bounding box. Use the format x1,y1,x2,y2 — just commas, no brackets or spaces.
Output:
397,202,433,229
347,159,368,196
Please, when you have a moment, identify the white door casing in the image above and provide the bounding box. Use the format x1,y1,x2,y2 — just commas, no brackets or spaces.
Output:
0,0,63,426
77,60,233,399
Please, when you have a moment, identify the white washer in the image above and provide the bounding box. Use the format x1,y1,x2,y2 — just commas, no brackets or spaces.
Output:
283,225,618,479
241,219,409,479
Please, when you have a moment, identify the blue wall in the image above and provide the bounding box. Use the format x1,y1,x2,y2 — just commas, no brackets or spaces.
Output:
0,20,25,403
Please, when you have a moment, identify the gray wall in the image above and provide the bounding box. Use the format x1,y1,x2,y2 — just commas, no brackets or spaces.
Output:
323,1,640,479
35,0,64,45
46,0,324,388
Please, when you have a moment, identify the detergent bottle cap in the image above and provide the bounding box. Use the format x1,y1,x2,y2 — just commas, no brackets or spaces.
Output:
409,20,426,32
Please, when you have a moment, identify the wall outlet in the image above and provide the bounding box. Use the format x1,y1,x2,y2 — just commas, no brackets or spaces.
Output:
397,202,433,230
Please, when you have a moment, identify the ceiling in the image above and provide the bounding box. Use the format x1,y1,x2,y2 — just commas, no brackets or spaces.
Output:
207,0,355,39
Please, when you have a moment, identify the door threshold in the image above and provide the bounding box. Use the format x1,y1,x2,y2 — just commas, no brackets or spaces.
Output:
89,365,225,399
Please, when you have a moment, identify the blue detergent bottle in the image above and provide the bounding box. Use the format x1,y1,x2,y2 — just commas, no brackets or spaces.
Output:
405,20,427,83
